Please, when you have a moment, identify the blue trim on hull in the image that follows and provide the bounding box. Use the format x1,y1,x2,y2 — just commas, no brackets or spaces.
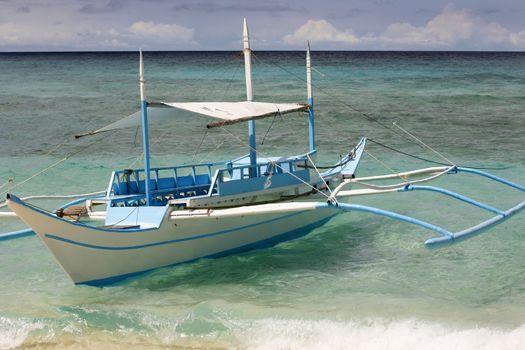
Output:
79,215,335,286
44,210,310,250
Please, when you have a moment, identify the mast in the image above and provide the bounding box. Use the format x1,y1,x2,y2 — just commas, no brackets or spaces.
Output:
306,41,316,153
139,49,152,206
243,18,258,177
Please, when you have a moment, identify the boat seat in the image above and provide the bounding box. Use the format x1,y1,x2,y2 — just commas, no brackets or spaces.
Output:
157,177,176,190
138,179,157,193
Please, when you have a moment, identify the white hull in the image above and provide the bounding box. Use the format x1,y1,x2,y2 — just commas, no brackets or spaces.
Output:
8,196,337,285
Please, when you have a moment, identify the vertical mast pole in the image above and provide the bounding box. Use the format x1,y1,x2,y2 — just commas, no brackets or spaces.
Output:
306,41,316,153
243,18,258,177
139,49,152,206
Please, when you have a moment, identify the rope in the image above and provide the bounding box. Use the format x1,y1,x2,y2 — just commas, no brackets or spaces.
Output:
261,112,279,145
363,149,409,184
307,153,334,197
393,122,455,166
0,178,13,192
352,166,454,190
195,137,227,165
0,156,68,198
297,154,354,169
191,129,209,164
104,206,139,228
251,52,420,147
367,138,450,166
218,126,331,200
1,136,105,199
220,58,243,100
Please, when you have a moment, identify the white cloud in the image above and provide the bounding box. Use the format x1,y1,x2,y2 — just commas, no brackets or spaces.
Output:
0,21,129,49
0,19,196,50
283,19,359,45
128,21,195,44
381,6,476,47
0,22,71,47
284,6,525,50
483,22,525,47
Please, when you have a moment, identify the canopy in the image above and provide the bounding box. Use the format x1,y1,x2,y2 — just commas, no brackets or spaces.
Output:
75,101,309,138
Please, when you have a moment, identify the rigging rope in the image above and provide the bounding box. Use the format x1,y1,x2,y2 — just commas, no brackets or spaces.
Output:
393,122,455,166
306,153,334,197
1,135,106,199
367,138,450,166
363,149,409,184
218,126,331,200
367,138,509,170
250,52,422,148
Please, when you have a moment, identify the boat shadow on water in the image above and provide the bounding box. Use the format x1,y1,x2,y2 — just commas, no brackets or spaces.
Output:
121,218,391,291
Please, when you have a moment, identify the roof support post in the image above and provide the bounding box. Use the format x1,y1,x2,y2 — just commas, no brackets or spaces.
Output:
243,18,258,177
139,49,152,206
306,41,315,153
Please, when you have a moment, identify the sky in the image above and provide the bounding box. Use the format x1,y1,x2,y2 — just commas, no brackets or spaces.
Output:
0,0,524,51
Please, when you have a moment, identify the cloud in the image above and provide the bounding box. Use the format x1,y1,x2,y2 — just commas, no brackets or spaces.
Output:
483,22,525,47
283,19,359,45
284,6,525,49
78,0,124,14
380,6,476,47
380,5,525,48
172,1,300,14
128,21,195,44
0,21,129,49
0,22,71,46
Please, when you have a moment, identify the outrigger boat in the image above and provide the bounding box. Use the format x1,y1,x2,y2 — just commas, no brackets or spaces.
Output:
5,20,525,286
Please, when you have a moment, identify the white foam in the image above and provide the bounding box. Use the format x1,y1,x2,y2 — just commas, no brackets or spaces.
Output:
0,316,43,350
233,318,525,350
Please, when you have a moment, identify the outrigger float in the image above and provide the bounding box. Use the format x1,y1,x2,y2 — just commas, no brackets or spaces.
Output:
3,19,525,286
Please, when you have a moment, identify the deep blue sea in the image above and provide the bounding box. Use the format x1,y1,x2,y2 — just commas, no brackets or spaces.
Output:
0,51,524,349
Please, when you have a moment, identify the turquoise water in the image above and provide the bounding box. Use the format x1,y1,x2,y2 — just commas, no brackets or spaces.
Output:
0,51,524,349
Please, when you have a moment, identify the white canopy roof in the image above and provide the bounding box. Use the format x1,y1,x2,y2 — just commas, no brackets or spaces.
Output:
76,101,309,138
159,101,308,127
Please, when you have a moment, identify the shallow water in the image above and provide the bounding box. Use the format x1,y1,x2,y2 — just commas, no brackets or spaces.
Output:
0,51,524,349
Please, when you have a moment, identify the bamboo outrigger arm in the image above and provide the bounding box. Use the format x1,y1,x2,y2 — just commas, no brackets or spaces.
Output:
328,166,525,248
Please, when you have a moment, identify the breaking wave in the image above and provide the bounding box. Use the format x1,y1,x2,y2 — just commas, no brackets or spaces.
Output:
0,317,43,350
233,318,525,350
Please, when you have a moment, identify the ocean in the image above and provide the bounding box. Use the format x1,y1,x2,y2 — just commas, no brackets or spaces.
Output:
0,51,524,349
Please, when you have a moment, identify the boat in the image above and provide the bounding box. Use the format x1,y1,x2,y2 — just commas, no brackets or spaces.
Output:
5,19,525,286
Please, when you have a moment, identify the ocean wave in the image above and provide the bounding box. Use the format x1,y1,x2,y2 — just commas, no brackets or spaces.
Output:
233,318,525,350
0,317,43,350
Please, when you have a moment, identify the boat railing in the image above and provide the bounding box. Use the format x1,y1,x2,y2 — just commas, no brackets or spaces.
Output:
108,162,222,204
107,155,310,206
225,156,308,179
206,156,310,197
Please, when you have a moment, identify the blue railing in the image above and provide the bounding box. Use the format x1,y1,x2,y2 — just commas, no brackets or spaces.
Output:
108,162,220,205
107,155,311,206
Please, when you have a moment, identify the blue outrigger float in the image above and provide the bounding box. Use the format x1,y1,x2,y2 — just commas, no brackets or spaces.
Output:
4,19,525,285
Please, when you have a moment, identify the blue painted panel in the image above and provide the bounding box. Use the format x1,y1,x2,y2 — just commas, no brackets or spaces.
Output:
195,174,211,186
157,178,176,190
138,179,157,193
177,175,194,187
